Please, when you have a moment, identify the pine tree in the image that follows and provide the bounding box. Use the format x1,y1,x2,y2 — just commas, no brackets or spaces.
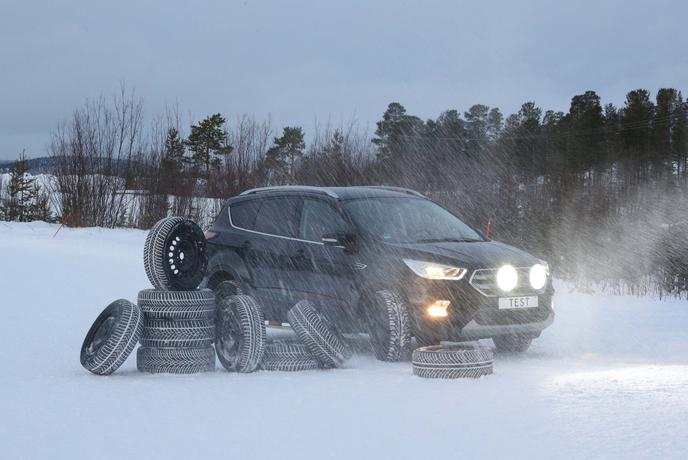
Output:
160,127,186,194
265,127,306,184
185,114,232,177
2,151,37,222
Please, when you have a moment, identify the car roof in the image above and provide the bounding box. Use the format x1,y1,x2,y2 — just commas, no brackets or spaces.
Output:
237,185,425,201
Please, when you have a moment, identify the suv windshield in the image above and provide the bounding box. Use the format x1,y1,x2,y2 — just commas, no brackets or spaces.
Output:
343,197,483,244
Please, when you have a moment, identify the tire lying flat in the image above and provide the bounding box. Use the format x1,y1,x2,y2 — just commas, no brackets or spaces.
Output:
137,346,216,374
140,319,215,348
144,217,208,291
80,299,143,375
260,341,320,372
137,289,216,321
412,344,494,379
367,290,413,362
287,300,352,369
216,295,266,373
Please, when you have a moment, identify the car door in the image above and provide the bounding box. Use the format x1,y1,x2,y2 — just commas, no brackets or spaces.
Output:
290,197,357,314
230,195,303,319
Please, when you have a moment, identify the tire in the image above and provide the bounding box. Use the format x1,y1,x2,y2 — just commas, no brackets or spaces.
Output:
137,346,215,374
493,335,533,353
287,300,352,368
216,295,266,373
80,299,143,375
260,340,321,371
137,289,216,321
140,319,215,348
367,290,413,362
412,344,493,379
144,216,208,291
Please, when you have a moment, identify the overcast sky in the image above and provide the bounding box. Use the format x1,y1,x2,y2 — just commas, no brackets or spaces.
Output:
1,0,686,161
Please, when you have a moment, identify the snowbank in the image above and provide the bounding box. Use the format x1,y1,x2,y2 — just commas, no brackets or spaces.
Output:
0,222,686,459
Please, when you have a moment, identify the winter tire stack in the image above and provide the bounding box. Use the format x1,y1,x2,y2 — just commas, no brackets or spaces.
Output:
80,216,215,375
412,344,494,379
137,217,214,374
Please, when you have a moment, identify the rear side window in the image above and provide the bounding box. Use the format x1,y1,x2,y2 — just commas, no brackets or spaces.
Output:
229,199,261,230
253,197,301,238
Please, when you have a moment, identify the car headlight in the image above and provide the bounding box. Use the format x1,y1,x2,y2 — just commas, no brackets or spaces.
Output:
529,263,548,290
403,259,467,280
496,265,518,291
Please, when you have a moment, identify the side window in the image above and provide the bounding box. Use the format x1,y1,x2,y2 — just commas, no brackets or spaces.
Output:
299,198,349,242
253,197,301,238
229,199,261,230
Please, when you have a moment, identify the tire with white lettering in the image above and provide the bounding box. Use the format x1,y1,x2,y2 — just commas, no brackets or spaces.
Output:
140,319,215,348
144,217,208,291
493,335,533,353
287,300,352,368
412,344,493,379
260,341,320,371
216,295,266,373
137,289,216,321
137,346,216,374
80,299,143,375
367,290,413,362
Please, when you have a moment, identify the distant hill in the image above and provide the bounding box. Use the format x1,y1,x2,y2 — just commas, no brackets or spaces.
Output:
0,156,56,174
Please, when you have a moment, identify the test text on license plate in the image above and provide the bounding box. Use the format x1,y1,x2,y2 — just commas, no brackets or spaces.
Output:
498,296,538,309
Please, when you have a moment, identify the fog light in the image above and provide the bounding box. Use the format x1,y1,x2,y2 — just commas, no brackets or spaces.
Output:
427,300,450,317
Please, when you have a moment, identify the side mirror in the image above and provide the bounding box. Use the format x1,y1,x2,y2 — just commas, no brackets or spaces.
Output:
321,232,357,252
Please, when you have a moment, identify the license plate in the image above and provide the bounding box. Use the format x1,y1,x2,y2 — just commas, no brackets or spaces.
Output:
498,296,538,309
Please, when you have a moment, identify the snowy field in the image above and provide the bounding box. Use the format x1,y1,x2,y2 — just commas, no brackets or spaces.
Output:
1,222,687,460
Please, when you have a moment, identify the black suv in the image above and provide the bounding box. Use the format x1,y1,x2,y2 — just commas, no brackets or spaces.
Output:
203,186,554,359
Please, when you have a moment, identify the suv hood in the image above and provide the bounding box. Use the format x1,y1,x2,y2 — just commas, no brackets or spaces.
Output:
386,240,540,269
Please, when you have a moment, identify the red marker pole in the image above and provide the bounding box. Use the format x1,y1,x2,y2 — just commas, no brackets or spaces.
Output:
52,212,71,238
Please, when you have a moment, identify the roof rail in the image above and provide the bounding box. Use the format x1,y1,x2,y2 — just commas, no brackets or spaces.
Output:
364,186,425,198
239,185,339,198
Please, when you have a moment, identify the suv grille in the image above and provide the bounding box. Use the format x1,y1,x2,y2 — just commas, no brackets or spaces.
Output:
469,267,543,297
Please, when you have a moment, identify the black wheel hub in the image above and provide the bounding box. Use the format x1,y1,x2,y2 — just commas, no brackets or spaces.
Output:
162,221,207,289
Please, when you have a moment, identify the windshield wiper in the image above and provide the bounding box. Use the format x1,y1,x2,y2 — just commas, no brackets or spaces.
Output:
415,237,482,243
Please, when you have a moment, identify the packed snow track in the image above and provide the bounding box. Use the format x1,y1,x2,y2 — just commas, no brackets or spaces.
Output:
1,222,686,460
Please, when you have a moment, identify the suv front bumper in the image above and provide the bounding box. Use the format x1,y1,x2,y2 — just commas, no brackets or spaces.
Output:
402,277,555,343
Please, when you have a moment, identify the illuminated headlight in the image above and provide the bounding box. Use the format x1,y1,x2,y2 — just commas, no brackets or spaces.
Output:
529,263,548,290
403,259,467,280
496,265,518,291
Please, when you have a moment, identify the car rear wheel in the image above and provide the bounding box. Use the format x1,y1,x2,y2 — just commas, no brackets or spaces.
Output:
493,335,533,353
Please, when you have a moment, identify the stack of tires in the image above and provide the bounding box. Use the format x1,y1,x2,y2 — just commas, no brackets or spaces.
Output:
137,217,215,374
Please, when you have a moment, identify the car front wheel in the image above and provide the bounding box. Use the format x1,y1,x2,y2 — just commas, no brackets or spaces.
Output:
492,335,533,353
367,290,413,362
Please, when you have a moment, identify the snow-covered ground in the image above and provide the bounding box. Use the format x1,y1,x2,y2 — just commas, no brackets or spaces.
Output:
1,222,687,460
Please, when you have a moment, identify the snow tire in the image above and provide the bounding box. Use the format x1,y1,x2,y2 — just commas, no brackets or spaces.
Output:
80,299,143,375
261,341,320,371
137,346,216,374
367,290,413,362
140,319,215,348
137,289,216,321
144,216,208,291
412,344,494,379
216,295,266,373
287,300,352,368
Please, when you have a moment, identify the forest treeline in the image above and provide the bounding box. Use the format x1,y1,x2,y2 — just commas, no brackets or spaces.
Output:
1,85,687,296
